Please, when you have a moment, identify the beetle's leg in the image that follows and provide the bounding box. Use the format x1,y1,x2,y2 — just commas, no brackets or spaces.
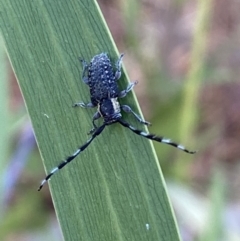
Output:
72,101,95,108
79,58,89,84
119,81,138,98
88,112,102,135
121,105,151,126
115,53,124,80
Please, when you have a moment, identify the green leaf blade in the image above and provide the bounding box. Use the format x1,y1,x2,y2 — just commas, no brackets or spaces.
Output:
0,1,181,240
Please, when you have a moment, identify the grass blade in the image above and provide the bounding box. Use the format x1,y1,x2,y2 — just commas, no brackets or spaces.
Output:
0,1,182,240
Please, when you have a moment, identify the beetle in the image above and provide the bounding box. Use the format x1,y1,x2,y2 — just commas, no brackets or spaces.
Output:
38,53,195,191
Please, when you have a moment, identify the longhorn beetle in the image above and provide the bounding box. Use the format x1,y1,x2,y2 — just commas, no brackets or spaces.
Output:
38,53,196,191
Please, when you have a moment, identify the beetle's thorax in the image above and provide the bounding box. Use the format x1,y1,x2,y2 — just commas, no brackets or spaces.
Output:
98,98,122,124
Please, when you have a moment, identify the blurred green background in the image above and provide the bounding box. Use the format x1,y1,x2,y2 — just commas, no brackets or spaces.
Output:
1,0,240,240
